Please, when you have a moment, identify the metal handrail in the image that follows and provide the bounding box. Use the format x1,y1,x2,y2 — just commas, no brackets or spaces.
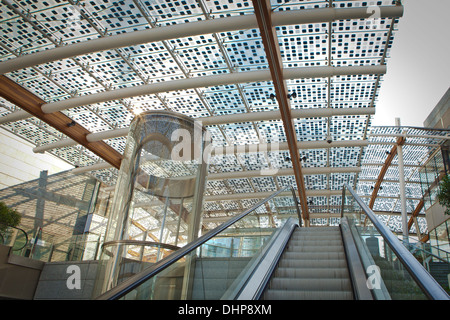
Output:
342,183,449,300
96,185,299,300
102,240,181,252
290,187,302,227
100,239,180,259
0,223,28,251
409,244,450,265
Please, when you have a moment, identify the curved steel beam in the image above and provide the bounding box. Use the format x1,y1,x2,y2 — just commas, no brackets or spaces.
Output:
40,65,385,114
368,136,406,209
0,5,403,75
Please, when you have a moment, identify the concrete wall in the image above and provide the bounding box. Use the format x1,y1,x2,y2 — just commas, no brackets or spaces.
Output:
0,128,72,190
0,245,100,300
425,202,450,232
424,88,450,129
34,260,98,300
0,244,44,300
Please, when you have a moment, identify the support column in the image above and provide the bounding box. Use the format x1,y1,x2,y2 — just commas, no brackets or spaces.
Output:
35,170,47,230
396,118,408,244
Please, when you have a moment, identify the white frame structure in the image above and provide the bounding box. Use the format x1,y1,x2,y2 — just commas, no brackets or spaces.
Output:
2,0,445,234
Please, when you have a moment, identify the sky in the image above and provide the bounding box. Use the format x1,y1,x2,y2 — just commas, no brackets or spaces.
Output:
373,0,450,127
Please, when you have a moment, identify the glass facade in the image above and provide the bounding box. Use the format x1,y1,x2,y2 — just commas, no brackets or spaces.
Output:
429,220,450,254
0,169,108,262
419,148,446,211
419,145,450,253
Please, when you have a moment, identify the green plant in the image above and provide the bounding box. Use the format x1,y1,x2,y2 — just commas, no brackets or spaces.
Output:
0,201,21,230
437,174,450,215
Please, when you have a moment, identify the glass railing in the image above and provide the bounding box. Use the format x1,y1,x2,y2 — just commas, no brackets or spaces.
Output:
0,223,28,251
409,242,450,266
408,242,450,292
341,184,449,300
429,245,450,263
11,232,104,263
32,234,104,262
49,235,103,262
96,186,301,300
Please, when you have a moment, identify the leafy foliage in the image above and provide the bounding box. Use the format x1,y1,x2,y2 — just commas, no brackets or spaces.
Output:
437,175,450,215
0,202,21,229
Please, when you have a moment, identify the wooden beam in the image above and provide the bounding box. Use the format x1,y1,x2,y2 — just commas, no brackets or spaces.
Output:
369,136,406,209
131,219,147,233
420,233,429,243
0,75,122,169
252,0,309,223
407,170,446,234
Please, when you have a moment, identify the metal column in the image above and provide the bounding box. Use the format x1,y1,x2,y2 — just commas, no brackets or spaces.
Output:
396,118,408,244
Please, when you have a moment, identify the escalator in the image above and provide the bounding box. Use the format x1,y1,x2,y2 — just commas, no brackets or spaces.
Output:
261,226,353,300
95,185,449,300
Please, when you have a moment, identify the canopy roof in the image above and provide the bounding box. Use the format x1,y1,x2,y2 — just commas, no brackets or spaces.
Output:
1,0,447,233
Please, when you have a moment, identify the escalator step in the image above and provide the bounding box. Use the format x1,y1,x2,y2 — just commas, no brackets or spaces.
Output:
286,244,344,252
290,235,342,241
261,226,353,300
273,267,349,279
282,251,346,260
268,278,352,292
278,258,347,269
264,289,353,300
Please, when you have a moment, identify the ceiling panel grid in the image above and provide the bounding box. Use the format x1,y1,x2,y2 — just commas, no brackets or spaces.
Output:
0,0,415,230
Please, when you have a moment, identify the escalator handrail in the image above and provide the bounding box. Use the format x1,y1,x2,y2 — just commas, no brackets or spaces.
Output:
96,185,296,300
342,183,449,300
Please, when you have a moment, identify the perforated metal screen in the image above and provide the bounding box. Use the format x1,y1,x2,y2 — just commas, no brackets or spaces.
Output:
1,0,443,233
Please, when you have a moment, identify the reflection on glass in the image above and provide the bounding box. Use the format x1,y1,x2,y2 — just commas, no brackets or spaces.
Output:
342,189,428,300
419,148,446,210
118,192,293,300
0,224,28,252
94,111,209,296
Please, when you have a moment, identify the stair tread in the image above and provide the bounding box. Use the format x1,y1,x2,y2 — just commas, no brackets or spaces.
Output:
268,277,352,289
274,267,349,277
262,226,354,300
264,289,353,300
282,251,345,258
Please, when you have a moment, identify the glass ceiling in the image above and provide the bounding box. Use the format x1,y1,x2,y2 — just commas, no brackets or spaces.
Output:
1,0,446,234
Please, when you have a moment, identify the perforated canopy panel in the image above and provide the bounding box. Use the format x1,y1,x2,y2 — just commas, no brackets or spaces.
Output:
1,0,439,232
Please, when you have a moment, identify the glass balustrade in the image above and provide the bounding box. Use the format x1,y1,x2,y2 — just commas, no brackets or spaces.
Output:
9,232,104,263
96,186,301,300
341,184,449,300
409,242,450,266
0,223,28,251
